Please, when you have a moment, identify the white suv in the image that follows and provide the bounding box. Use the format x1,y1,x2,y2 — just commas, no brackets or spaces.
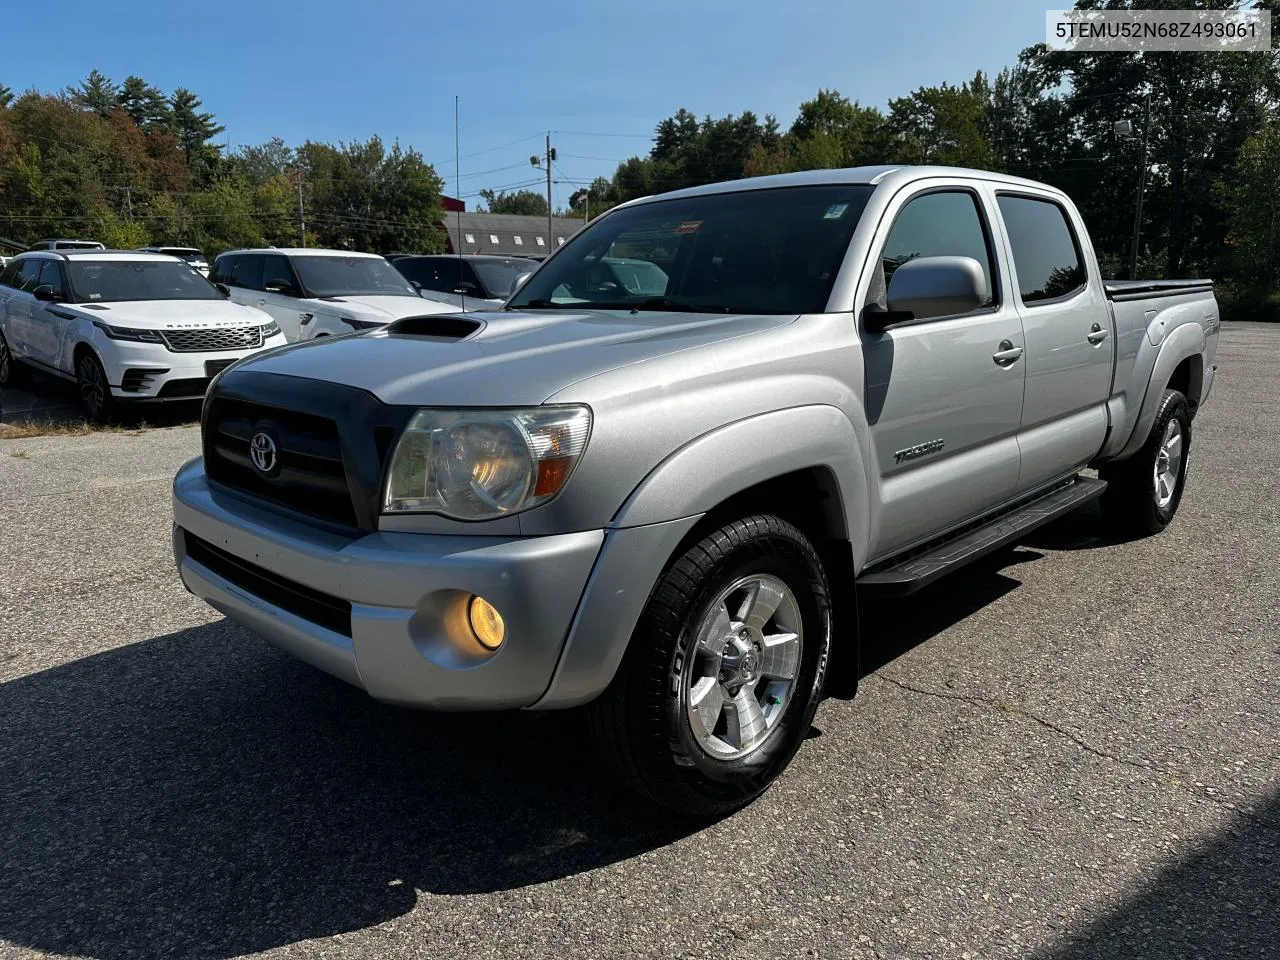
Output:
0,250,287,421
209,248,460,341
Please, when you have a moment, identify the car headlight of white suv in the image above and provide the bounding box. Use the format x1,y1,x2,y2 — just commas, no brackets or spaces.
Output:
383,406,592,519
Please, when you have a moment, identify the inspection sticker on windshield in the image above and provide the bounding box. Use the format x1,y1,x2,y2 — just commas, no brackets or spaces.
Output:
823,203,849,220
675,220,703,234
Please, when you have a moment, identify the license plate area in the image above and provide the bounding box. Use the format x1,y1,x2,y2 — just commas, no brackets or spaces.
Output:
205,358,237,377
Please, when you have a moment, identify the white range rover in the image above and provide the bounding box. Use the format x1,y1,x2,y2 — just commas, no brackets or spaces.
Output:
209,248,460,340
0,250,287,421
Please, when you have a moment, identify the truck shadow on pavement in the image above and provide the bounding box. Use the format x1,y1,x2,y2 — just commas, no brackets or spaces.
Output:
0,623,697,959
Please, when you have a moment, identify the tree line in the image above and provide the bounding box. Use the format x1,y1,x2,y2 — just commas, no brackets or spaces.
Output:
567,0,1280,319
0,70,447,258
1,0,1277,318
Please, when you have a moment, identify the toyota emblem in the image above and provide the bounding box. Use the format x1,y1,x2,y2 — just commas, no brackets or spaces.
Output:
249,431,278,474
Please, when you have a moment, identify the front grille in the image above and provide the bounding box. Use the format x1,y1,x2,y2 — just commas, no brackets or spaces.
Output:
204,397,358,527
183,531,352,637
162,326,263,353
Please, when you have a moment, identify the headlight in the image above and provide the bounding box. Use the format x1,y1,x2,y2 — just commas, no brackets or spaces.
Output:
93,320,163,343
342,317,384,331
260,319,281,337
383,406,592,519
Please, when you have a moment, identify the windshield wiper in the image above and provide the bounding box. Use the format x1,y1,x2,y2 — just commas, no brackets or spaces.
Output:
513,298,561,309
576,297,731,314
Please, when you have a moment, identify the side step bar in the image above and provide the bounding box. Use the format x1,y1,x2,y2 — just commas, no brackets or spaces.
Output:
858,476,1108,597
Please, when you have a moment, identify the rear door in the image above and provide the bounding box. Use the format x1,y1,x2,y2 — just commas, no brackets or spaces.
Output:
859,182,1027,561
994,193,1113,493
27,260,73,370
6,259,45,358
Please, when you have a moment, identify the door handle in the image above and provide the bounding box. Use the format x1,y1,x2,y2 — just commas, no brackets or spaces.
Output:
1087,323,1108,345
993,340,1024,366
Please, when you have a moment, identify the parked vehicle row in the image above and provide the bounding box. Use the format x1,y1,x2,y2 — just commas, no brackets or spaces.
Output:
170,164,1219,816
0,250,287,421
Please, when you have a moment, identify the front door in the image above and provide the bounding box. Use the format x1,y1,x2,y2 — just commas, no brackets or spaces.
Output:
6,259,46,361
859,183,1027,562
993,193,1113,493
258,255,308,340
28,260,74,371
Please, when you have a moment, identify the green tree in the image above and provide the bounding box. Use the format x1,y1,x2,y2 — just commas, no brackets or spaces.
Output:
118,75,171,131
169,88,225,182
65,70,118,116
1220,120,1280,316
0,84,14,109
886,78,995,167
480,188,549,216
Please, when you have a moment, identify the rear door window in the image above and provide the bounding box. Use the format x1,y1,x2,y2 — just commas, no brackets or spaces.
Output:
996,195,1087,303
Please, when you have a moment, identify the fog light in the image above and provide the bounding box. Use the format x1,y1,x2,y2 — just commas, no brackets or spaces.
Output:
468,595,505,650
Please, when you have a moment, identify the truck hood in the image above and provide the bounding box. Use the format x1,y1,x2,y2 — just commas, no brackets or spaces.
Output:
311,294,458,321
230,308,798,406
65,298,269,329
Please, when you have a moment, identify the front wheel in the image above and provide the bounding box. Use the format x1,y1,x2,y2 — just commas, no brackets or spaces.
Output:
1099,388,1192,536
76,350,114,424
586,515,830,817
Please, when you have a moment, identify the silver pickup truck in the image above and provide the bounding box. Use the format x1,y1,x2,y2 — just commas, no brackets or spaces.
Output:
171,165,1219,816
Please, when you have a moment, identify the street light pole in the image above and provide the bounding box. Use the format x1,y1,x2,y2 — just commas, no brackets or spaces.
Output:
545,131,553,251
1130,92,1150,280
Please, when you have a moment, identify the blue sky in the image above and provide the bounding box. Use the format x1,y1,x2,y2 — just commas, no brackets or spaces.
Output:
5,0,1044,209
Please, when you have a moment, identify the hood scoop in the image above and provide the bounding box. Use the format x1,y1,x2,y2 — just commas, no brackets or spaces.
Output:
385,314,483,340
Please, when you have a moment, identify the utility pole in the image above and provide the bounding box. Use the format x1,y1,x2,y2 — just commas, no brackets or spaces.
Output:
530,134,557,249
296,171,307,247
545,131,553,250
1130,92,1150,281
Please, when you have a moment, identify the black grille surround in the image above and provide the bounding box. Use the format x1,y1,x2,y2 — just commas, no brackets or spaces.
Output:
183,531,352,636
201,369,416,533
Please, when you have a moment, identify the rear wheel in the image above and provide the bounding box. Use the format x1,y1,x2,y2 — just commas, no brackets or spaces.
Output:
586,515,830,817
76,350,114,424
1099,388,1191,536
0,330,28,387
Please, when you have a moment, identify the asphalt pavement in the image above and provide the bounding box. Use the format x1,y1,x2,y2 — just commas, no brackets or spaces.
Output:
1,323,1276,960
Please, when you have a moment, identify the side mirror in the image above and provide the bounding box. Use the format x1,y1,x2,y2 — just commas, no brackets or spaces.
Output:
32,284,60,302
453,281,478,295
264,280,298,296
877,255,986,328
214,282,231,297
509,272,532,297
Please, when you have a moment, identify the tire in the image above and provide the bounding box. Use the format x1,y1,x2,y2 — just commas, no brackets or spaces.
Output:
1099,388,1192,536
0,330,28,388
586,514,831,817
76,350,114,424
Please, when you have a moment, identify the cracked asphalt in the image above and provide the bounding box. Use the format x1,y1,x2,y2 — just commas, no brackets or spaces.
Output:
1,322,1276,960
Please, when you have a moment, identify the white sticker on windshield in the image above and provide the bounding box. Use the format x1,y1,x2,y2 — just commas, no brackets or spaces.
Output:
824,203,849,220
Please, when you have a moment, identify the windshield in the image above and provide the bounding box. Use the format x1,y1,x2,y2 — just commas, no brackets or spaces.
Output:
471,259,535,297
67,260,222,302
291,255,418,298
508,184,873,315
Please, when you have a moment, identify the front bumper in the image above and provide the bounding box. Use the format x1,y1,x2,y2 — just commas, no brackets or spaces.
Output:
172,458,604,709
102,333,289,399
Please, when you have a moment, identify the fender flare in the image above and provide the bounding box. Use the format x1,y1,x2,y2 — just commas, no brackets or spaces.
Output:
532,404,872,709
1116,323,1205,460
611,404,869,557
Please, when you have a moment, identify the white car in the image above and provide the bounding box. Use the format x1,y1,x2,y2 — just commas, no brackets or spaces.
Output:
209,248,460,341
138,246,210,276
0,250,287,422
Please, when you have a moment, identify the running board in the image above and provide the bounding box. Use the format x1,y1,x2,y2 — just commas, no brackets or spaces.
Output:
858,476,1108,597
